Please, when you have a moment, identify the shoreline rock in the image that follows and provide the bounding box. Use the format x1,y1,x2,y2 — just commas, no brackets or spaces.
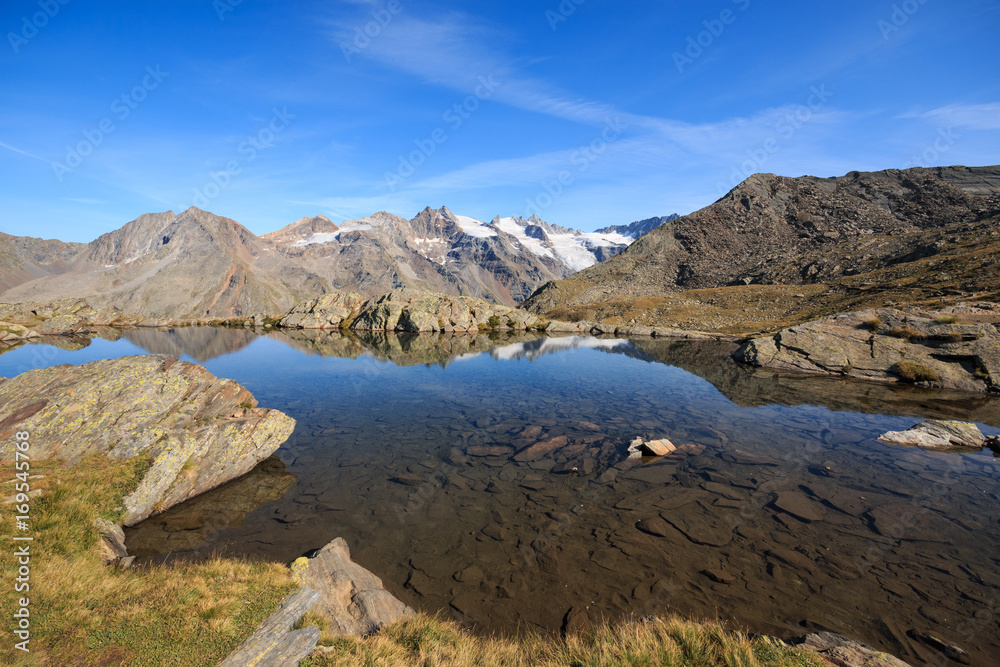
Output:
0,354,295,525
735,305,999,394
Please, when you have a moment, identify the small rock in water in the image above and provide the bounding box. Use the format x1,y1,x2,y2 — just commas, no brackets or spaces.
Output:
908,629,971,664
627,436,677,459
877,419,985,451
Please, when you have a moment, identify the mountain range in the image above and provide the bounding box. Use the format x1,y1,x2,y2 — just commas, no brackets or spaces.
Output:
0,206,676,319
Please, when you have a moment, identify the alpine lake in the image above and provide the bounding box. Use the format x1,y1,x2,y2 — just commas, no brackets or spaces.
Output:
2,326,999,665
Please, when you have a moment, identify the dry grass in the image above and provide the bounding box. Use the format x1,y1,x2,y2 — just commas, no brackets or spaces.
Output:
893,360,941,384
0,455,295,666
301,614,824,667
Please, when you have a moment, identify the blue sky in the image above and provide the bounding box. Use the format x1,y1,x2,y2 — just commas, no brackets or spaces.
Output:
1,0,999,241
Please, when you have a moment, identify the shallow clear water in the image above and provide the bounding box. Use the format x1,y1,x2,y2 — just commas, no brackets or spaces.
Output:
3,328,999,665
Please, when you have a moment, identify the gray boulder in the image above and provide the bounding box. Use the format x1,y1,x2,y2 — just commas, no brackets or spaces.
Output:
878,419,986,451
0,355,296,525
291,537,415,636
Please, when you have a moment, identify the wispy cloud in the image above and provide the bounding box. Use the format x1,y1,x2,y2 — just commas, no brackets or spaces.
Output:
900,102,1000,130
0,140,48,163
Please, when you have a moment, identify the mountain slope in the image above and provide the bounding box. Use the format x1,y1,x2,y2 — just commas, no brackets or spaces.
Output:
0,233,87,293
522,165,1000,328
3,208,314,319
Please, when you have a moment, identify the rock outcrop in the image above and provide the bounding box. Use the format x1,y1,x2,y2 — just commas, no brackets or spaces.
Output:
791,632,913,667
217,588,322,667
878,419,987,451
0,354,295,525
735,306,1000,393
278,292,365,329
291,537,415,637
0,298,139,339
220,536,416,665
349,289,539,332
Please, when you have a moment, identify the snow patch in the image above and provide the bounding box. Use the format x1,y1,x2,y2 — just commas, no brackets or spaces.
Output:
454,215,497,238
291,224,373,246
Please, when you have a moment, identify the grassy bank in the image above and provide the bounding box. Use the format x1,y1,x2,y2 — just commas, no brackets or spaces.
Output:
301,613,823,667
0,456,295,666
1,456,824,667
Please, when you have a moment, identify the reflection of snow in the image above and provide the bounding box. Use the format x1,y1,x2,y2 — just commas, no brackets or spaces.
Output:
492,336,629,362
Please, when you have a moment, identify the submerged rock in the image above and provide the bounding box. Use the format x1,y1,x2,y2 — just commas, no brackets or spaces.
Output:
878,419,986,451
0,354,295,525
627,436,677,458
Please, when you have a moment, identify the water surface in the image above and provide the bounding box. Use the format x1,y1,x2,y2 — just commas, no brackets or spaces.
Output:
2,328,998,665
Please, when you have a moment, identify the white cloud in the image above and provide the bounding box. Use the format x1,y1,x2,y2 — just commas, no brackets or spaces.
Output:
901,102,1000,130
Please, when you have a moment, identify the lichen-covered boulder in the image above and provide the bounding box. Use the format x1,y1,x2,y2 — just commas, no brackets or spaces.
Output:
0,354,295,525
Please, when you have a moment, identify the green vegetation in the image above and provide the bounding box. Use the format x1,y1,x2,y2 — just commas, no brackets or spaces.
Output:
893,360,940,383
301,614,824,667
0,455,294,666
487,315,502,328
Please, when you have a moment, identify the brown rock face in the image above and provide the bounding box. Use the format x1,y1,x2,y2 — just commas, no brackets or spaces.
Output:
0,354,295,525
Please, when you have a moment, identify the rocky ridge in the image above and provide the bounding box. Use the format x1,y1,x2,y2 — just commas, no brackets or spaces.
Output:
522,165,1000,329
